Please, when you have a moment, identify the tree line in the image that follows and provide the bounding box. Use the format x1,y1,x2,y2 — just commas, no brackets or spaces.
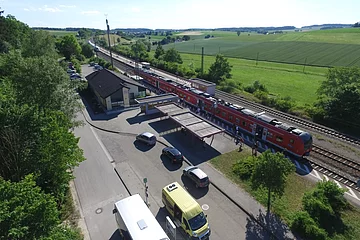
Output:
0,14,85,239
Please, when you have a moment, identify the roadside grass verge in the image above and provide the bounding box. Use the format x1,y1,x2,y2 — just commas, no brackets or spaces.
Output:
209,149,360,240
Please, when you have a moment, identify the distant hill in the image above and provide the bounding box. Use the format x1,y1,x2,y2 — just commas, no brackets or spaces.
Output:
112,28,152,32
301,24,353,29
32,27,102,32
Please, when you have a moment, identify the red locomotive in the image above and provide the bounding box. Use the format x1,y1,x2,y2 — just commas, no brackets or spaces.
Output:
138,69,313,158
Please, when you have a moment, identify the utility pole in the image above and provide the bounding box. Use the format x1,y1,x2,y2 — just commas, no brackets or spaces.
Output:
201,47,204,75
105,15,114,69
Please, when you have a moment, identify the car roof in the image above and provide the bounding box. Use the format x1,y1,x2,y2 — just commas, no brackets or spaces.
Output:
165,147,181,155
190,168,208,180
141,132,155,138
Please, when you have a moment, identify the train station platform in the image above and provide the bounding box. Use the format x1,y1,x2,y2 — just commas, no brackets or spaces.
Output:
135,93,179,114
155,103,224,142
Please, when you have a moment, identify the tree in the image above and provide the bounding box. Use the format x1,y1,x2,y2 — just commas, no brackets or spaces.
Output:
39,226,82,240
0,174,59,240
251,150,295,213
237,31,241,36
353,22,359,28
207,54,232,84
315,67,360,128
182,35,190,41
131,40,149,61
0,52,81,120
117,37,120,43
22,30,57,58
154,44,165,59
81,43,94,58
163,48,183,64
56,35,81,60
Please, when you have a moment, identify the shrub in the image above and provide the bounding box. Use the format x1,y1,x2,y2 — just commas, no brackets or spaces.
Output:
218,79,242,94
232,156,257,180
291,211,327,240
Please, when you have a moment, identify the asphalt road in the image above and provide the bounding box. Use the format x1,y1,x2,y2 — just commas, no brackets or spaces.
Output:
74,92,292,240
73,111,129,240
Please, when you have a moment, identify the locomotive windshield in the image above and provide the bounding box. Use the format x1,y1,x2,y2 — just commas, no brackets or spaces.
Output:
300,132,313,150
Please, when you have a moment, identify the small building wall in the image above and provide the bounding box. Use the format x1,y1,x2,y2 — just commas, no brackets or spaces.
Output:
106,96,112,110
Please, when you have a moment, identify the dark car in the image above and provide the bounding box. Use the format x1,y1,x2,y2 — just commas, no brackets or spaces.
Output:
182,166,209,188
162,147,183,163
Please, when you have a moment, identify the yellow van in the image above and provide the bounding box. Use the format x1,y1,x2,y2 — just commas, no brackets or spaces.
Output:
162,182,211,240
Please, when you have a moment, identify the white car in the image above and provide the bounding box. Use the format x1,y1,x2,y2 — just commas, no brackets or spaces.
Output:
136,132,157,145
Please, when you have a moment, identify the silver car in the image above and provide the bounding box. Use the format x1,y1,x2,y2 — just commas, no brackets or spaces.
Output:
136,132,157,145
183,166,210,188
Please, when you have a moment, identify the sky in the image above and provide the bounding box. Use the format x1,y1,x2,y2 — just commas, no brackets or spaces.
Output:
0,0,359,30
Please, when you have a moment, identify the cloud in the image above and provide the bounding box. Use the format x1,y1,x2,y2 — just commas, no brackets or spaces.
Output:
81,10,100,15
23,5,62,12
59,5,76,8
39,5,62,12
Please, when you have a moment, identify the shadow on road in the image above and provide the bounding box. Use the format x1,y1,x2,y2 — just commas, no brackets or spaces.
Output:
108,229,121,240
149,119,222,165
181,175,209,199
161,154,183,171
245,209,294,240
133,140,156,152
126,112,162,125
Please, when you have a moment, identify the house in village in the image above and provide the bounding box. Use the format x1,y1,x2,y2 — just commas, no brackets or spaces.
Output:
85,69,147,111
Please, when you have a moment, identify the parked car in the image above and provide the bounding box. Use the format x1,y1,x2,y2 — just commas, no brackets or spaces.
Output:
67,69,76,74
94,64,103,70
136,132,157,145
90,62,96,66
70,73,82,80
162,147,184,163
182,166,209,188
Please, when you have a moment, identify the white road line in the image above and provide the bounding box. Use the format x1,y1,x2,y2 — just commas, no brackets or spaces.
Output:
312,169,322,180
89,125,115,165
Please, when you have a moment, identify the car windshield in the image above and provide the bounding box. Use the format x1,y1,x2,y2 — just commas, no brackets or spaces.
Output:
199,177,209,183
188,212,207,231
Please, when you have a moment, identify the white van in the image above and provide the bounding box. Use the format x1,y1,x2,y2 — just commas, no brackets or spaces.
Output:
113,194,169,240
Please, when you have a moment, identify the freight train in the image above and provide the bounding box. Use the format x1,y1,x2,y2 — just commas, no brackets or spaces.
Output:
138,68,313,158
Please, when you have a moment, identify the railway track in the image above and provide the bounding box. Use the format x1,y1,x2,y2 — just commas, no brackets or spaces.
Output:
214,90,360,148
97,48,360,192
311,145,360,179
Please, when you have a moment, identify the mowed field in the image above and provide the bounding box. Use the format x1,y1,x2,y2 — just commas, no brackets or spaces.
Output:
181,53,326,105
165,28,360,67
47,30,78,37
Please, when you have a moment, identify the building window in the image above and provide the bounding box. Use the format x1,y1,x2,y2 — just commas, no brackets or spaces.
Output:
221,111,227,117
290,139,294,144
276,136,283,142
229,115,233,121
242,121,247,126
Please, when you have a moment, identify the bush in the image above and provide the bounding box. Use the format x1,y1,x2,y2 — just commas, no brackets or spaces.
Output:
274,96,295,112
291,211,327,240
218,79,242,94
232,156,257,180
244,80,268,94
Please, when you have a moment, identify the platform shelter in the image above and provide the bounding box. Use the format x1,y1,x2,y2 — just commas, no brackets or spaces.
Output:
135,93,179,114
155,103,224,144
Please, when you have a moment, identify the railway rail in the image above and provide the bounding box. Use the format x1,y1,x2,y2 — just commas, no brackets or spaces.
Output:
97,48,360,192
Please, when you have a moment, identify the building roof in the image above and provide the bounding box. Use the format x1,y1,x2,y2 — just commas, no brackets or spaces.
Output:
85,69,147,99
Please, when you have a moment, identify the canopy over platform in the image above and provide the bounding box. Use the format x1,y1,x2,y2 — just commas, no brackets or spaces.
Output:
155,103,224,139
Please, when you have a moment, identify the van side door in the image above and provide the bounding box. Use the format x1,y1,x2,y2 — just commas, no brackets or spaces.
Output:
183,217,191,236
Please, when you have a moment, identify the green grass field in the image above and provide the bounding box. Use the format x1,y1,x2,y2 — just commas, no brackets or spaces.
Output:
164,29,360,67
47,30,78,37
164,52,326,105
210,149,360,240
99,34,131,46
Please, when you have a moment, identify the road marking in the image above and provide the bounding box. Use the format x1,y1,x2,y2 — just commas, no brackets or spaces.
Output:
89,125,115,165
202,204,209,211
346,187,360,200
312,169,322,180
